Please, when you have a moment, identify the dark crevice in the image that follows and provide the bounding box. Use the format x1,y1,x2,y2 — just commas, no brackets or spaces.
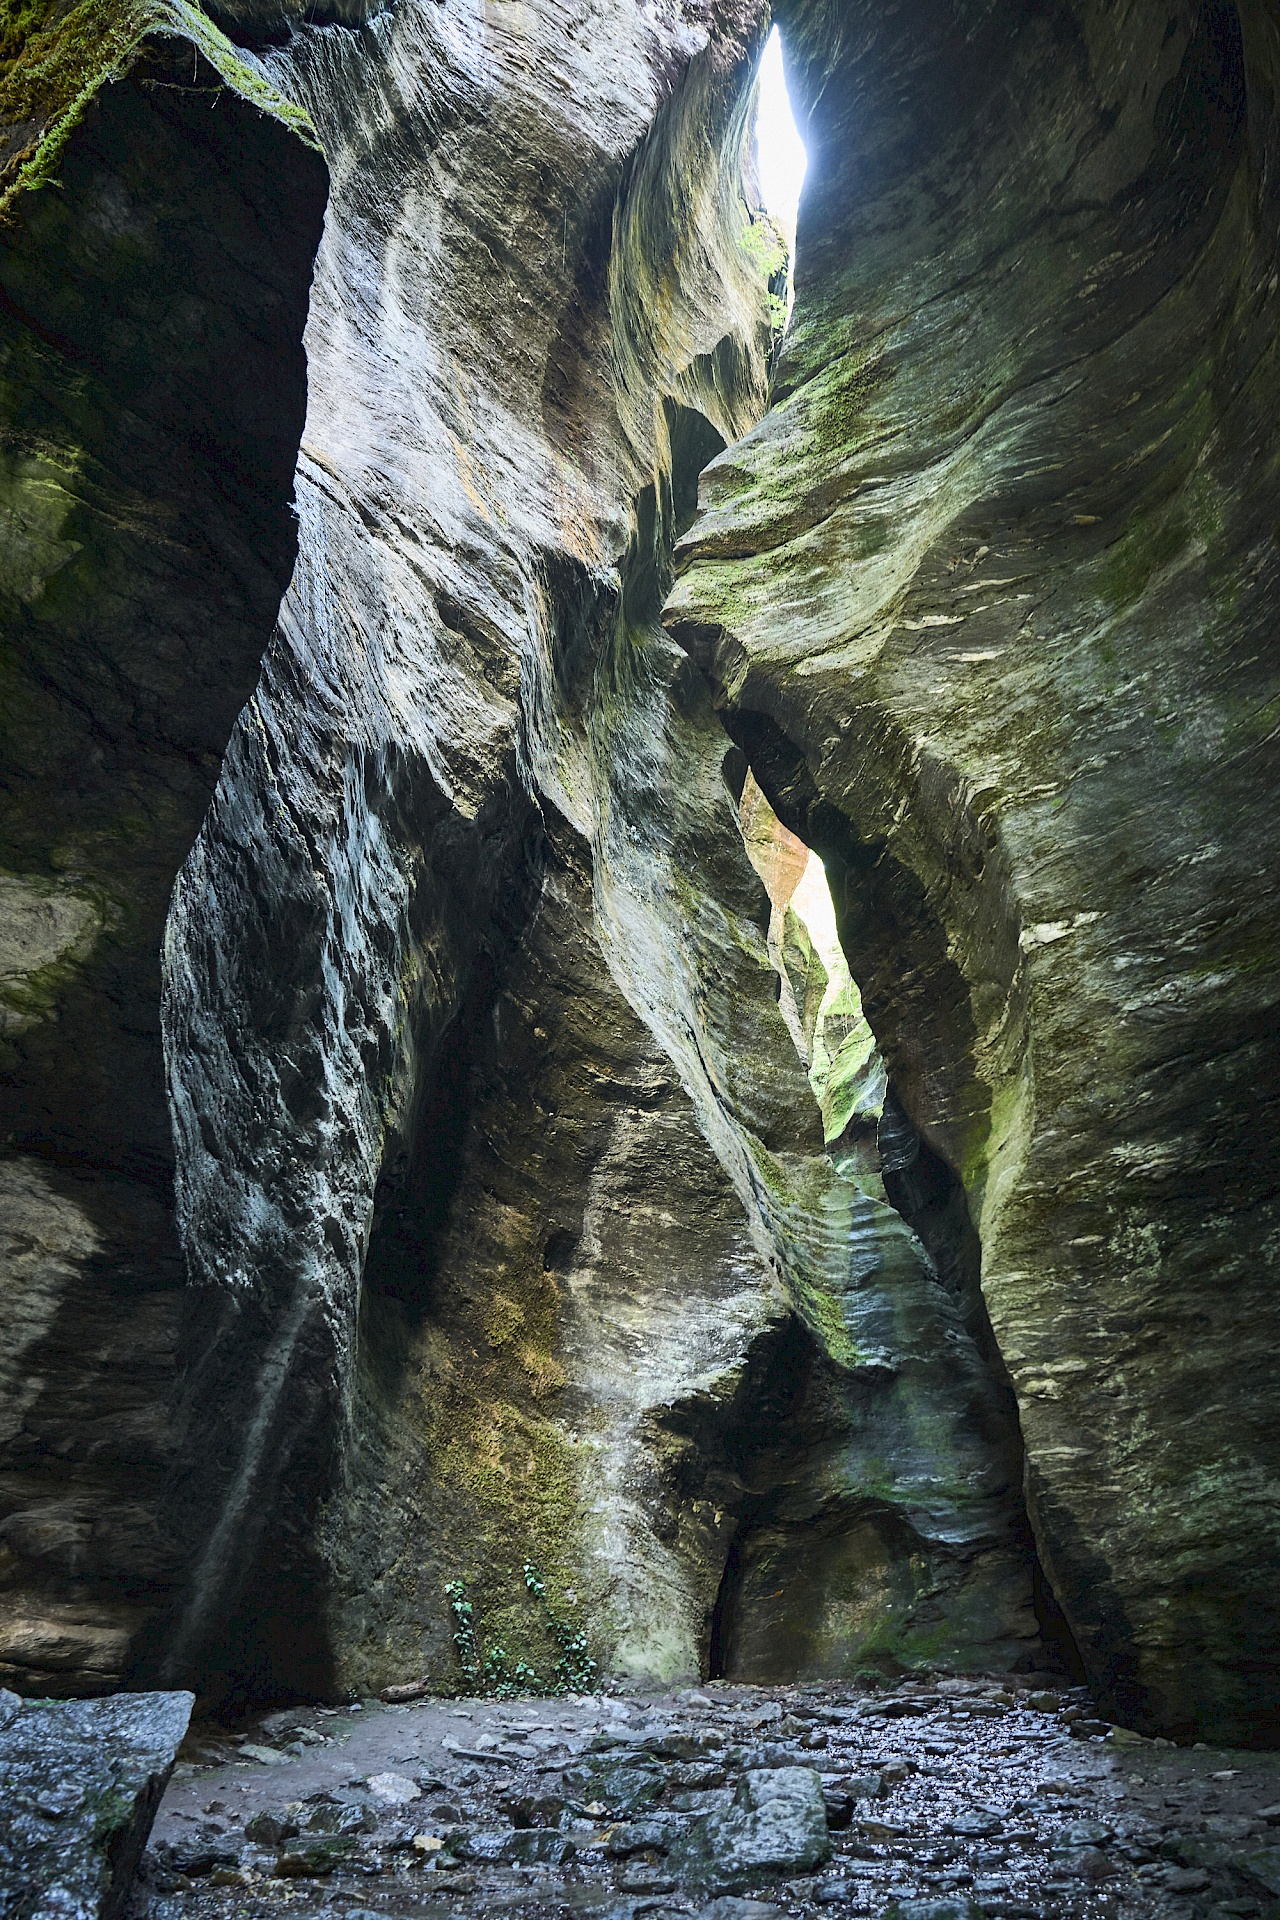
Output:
706,1508,758,1682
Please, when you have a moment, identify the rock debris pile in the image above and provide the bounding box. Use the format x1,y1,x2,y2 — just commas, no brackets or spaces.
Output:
132,1681,1280,1920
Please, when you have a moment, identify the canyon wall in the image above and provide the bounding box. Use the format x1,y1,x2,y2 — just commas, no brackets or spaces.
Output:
0,5,326,1692
0,0,1276,1744
668,0,1280,1744
154,0,1032,1703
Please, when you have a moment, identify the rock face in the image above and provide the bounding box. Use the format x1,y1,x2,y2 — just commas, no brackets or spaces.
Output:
155,0,1033,1700
0,1685,191,1918
667,0,1280,1742
0,8,327,1692
0,0,1275,1746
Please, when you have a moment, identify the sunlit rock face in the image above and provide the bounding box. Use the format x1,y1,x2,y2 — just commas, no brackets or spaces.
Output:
668,0,1280,1743
0,0,1034,1705
157,0,1033,1700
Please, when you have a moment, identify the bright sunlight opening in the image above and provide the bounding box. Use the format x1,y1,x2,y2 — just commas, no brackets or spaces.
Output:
754,26,807,254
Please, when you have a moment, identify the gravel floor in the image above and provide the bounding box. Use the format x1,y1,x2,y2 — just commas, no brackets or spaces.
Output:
128,1673,1280,1920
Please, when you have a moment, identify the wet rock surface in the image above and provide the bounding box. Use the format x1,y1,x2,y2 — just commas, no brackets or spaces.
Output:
0,1685,192,1918
129,1682,1280,1920
665,0,1280,1743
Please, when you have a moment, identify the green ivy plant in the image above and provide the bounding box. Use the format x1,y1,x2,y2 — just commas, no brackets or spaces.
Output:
522,1560,597,1695
445,1578,482,1692
445,1563,597,1697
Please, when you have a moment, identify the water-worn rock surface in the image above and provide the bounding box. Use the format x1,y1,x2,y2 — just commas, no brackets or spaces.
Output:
129,1681,1280,1920
0,1684,191,1918
1,0,1277,1793
666,0,1280,1744
0,4,327,1693
0,0,1040,1706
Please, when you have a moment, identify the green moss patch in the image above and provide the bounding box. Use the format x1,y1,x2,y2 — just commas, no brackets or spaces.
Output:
0,0,317,218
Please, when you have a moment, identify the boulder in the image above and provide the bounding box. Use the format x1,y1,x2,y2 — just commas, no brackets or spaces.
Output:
671,1766,831,1891
0,1687,192,1919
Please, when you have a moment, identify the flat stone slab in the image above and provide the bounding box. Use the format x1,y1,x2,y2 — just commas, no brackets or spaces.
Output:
0,1686,192,1919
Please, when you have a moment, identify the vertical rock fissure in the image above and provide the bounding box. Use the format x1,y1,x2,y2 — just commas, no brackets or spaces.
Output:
713,709,1065,1679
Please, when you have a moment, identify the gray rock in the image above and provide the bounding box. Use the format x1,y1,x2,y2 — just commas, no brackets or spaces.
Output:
605,1820,682,1858
1055,1820,1113,1847
0,1689,192,1920
846,1775,889,1802
306,1800,377,1835
815,1876,870,1904
882,1901,980,1920
164,1838,241,1877
1232,1847,1280,1896
671,1767,831,1891
275,1835,359,1876
945,1812,1003,1838
1048,1845,1118,1882
698,1901,782,1920
822,1791,854,1829
1162,1865,1212,1893
244,1809,301,1845
504,1831,577,1867
740,1745,812,1770
619,1869,677,1894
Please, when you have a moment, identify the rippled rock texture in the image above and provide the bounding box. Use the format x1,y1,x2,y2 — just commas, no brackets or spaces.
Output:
2,0,1036,1707
155,0,1033,1701
667,0,1280,1743
2,0,1276,1748
0,3,326,1691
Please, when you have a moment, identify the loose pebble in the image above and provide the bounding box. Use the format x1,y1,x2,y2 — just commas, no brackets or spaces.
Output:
135,1676,1280,1920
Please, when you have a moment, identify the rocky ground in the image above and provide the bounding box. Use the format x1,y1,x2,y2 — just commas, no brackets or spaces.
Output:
130,1674,1280,1920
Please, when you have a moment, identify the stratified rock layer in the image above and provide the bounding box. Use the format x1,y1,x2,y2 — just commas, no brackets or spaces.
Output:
667,0,1280,1743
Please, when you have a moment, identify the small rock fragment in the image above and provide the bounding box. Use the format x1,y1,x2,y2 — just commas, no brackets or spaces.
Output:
822,1790,854,1829
945,1811,1002,1838
1056,1820,1114,1847
276,1835,358,1875
381,1679,432,1703
245,1808,301,1845
1049,1845,1118,1882
698,1899,782,1920
366,1770,422,1805
1162,1865,1212,1893
883,1900,980,1920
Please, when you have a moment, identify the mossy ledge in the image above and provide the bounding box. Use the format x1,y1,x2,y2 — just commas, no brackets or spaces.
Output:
0,0,317,217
